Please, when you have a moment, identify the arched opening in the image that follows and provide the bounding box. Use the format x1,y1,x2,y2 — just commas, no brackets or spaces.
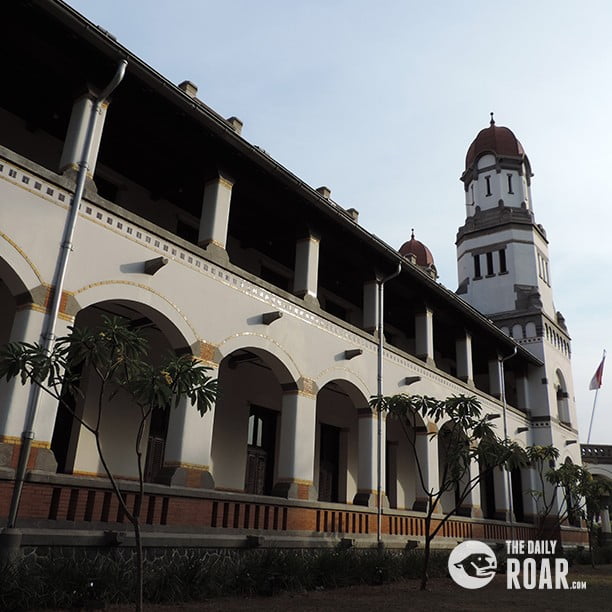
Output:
315,380,365,504
211,347,295,496
438,422,470,516
50,300,190,482
386,409,425,510
556,370,570,425
0,255,27,348
564,457,581,527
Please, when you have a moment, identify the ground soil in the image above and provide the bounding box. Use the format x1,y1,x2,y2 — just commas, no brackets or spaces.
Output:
98,564,611,612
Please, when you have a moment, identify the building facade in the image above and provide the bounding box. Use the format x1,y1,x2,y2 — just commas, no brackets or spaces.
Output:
0,1,585,549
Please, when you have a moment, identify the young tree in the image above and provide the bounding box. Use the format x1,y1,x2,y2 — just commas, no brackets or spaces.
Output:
375,393,526,590
527,445,612,562
0,316,218,612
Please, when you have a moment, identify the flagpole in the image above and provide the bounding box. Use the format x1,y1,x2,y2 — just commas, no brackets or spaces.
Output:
587,388,599,444
587,349,606,444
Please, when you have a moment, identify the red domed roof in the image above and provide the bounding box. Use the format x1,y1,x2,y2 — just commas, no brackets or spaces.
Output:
399,231,435,267
465,116,525,169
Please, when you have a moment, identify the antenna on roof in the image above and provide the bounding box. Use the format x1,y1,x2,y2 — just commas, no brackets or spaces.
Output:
490,112,495,126
411,228,415,240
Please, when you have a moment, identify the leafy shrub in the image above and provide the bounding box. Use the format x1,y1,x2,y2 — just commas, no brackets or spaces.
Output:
0,546,450,609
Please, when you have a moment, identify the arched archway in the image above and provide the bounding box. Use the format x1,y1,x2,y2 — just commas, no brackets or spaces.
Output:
386,408,427,511
0,254,32,347
438,422,471,516
315,379,368,504
555,370,570,424
51,299,192,482
211,345,298,496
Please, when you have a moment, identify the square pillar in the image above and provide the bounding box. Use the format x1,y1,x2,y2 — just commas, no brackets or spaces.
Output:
59,92,109,178
493,466,511,521
160,365,218,488
353,407,386,507
456,330,474,386
362,279,378,334
415,307,435,365
293,233,320,307
272,389,317,500
198,173,234,255
516,373,531,411
0,305,71,472
488,356,502,399
464,460,482,517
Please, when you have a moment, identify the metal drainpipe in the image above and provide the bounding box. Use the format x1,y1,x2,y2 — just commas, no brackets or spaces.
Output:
498,346,517,541
376,263,401,547
6,60,128,529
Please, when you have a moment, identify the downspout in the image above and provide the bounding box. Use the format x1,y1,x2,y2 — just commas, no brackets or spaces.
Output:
376,263,401,547
498,345,517,541
6,60,128,529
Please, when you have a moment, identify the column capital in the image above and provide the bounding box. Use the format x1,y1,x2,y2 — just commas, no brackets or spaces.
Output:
204,168,235,189
194,340,220,366
281,377,318,398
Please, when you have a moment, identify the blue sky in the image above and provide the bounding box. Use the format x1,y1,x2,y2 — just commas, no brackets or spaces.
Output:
65,0,612,443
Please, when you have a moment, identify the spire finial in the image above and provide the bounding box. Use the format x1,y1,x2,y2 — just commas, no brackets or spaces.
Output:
411,228,415,240
490,112,495,126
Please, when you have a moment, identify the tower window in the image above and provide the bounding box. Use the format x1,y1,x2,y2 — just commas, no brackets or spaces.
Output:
485,176,492,196
507,174,514,194
470,184,475,205
473,254,481,278
486,251,494,275
499,249,507,273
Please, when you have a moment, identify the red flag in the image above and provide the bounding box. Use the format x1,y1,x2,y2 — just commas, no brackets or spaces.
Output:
589,353,606,390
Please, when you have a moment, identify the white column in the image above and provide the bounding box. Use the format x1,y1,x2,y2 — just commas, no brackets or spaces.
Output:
0,305,71,470
415,307,434,365
601,508,611,534
273,389,317,500
456,330,474,385
516,373,531,411
465,460,482,517
59,92,109,177
198,173,234,251
293,233,320,305
413,425,440,512
161,365,218,488
362,279,378,333
488,356,502,399
354,407,385,507
493,466,511,521
523,465,539,523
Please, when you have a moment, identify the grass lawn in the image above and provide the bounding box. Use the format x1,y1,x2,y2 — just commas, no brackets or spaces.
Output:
104,564,611,611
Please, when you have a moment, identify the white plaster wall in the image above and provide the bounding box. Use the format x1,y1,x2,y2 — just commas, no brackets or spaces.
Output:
0,154,543,494
457,226,547,316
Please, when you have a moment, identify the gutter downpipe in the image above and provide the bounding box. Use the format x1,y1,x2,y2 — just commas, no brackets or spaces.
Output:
376,263,401,547
498,345,517,541
6,60,128,529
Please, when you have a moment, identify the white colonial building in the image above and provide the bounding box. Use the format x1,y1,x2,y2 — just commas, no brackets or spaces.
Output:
0,1,585,549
